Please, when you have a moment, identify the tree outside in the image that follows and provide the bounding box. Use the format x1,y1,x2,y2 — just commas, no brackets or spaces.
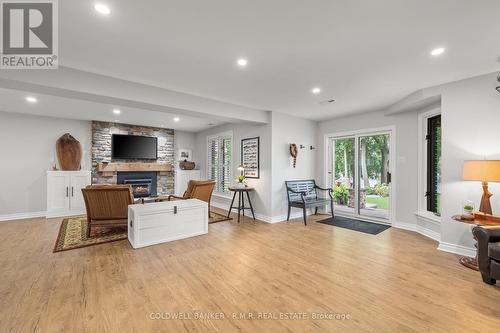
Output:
333,134,390,213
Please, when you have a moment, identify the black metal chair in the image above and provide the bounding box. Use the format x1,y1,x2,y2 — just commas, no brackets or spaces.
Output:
285,180,333,225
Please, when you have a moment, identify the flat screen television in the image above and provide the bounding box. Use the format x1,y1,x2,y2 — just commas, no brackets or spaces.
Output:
111,134,158,160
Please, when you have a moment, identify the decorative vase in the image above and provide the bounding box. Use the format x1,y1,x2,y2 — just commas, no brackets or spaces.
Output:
179,160,195,170
235,182,246,189
56,133,82,171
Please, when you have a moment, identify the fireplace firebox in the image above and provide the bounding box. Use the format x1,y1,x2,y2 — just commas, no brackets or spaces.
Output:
117,171,157,198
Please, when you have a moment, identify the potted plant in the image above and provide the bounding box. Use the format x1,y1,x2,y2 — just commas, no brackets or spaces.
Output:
462,201,475,220
235,175,247,188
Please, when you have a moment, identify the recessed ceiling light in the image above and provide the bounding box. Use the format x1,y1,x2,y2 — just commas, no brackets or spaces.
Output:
113,109,121,115
173,117,180,122
94,3,111,15
312,87,321,95
25,96,37,103
237,58,248,67
431,47,445,56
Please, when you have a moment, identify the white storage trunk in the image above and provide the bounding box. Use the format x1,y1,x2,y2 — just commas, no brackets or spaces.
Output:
128,199,208,249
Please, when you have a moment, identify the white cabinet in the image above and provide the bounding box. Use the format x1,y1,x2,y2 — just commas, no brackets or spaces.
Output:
47,171,91,218
128,199,208,249
175,169,201,196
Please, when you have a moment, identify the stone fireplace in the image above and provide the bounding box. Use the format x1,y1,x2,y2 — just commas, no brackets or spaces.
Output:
117,171,157,198
91,121,174,195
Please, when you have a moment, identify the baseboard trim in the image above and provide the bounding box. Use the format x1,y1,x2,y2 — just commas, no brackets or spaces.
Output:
437,241,475,258
393,221,417,232
210,201,313,224
393,221,441,242
416,225,441,242
0,211,46,222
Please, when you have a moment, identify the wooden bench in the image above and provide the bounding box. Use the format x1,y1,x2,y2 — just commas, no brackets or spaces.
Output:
285,180,333,225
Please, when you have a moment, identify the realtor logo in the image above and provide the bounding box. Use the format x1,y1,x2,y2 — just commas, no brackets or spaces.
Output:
1,0,58,69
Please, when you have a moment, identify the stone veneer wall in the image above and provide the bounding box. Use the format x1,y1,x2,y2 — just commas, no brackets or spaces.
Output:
91,121,175,195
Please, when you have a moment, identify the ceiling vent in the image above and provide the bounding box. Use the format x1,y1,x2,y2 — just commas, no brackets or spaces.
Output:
319,99,336,106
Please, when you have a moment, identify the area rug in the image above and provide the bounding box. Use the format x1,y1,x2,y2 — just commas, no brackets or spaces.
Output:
209,211,232,224
54,212,232,252
317,216,391,235
53,216,127,252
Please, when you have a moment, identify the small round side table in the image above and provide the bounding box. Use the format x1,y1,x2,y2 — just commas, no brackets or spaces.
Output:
452,214,500,270
227,187,256,223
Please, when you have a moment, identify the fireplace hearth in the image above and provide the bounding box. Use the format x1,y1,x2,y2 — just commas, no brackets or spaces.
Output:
117,171,157,198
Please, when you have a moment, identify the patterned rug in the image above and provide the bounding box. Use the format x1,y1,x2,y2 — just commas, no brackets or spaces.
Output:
54,211,232,252
53,217,127,252
209,211,232,224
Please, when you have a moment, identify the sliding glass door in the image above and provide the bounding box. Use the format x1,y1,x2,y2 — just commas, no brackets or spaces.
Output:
358,134,390,220
329,131,392,223
331,137,356,215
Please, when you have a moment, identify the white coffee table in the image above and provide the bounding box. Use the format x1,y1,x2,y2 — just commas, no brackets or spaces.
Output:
128,199,208,249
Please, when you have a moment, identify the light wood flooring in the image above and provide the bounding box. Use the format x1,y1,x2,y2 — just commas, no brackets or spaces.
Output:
0,209,499,332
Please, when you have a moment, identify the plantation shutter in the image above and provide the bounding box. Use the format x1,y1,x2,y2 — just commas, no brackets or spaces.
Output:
207,134,232,194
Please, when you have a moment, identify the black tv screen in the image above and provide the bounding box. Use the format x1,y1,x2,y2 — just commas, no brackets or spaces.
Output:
111,134,158,160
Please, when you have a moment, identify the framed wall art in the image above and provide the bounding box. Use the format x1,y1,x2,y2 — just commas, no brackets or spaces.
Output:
241,137,260,178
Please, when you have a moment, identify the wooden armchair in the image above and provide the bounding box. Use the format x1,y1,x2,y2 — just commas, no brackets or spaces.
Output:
168,180,215,216
81,185,137,238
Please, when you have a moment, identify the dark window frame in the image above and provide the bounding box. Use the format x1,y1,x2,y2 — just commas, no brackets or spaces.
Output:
426,115,441,214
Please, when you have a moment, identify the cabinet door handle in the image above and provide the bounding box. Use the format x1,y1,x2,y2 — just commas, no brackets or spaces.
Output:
71,187,74,197
66,187,69,197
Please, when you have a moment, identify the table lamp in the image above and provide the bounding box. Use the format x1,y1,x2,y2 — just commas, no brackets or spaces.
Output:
463,160,500,215
237,165,245,176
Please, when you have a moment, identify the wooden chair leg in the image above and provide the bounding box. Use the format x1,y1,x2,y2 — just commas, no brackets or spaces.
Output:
302,207,307,226
315,207,318,215
330,201,334,218
87,224,91,238
287,206,291,221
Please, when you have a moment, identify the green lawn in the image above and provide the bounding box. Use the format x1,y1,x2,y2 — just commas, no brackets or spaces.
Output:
366,196,389,210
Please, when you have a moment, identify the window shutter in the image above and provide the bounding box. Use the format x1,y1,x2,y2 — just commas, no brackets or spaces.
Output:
207,134,232,194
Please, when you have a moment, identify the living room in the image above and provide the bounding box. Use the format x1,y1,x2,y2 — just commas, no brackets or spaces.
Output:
1,1,500,332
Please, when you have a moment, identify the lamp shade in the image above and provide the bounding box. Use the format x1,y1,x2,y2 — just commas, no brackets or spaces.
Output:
463,160,500,182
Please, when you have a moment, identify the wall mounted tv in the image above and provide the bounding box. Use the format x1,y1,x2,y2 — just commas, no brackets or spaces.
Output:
111,134,158,160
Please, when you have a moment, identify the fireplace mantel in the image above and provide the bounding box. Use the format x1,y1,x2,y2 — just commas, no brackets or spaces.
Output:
97,162,173,177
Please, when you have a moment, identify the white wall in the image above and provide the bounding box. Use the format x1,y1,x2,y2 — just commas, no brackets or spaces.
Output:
423,72,500,252
315,71,500,255
174,130,198,169
0,111,91,218
316,109,420,227
271,112,317,218
194,112,317,222
195,122,273,218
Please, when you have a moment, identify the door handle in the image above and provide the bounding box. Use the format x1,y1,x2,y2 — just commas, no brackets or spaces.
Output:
71,187,74,197
387,172,392,184
66,187,69,197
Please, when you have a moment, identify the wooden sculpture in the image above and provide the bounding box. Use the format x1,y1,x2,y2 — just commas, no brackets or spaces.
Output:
290,144,298,168
56,133,82,171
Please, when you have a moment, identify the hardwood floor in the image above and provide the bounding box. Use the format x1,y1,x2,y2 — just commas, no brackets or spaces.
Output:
1,209,499,332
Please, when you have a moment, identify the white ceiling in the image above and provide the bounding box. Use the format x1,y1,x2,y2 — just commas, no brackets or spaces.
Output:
0,88,224,132
54,0,500,120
